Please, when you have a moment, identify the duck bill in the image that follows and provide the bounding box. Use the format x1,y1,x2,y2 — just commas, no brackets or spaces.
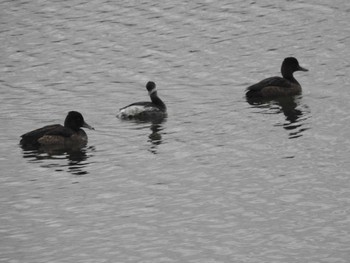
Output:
83,122,95,130
298,66,308,72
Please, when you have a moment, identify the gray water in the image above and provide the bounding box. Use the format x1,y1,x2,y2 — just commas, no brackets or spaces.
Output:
1,0,350,262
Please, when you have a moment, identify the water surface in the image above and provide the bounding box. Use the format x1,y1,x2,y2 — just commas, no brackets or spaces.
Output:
1,0,350,262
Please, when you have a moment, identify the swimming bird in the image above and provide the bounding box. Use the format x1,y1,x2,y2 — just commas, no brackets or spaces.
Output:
20,111,94,148
246,57,308,98
117,81,167,120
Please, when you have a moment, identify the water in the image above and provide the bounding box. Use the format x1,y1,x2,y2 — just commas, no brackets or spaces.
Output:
1,0,350,262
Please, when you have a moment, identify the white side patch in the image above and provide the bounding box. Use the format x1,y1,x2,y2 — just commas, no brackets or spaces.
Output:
117,105,147,118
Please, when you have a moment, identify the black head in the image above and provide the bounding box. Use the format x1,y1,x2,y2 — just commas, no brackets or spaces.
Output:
146,81,156,93
282,57,308,74
64,111,94,131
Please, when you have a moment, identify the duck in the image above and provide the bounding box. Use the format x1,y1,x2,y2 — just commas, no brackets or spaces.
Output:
20,111,94,148
246,57,308,98
117,81,167,120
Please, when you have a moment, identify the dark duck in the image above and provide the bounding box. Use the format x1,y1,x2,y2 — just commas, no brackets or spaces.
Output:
20,111,94,148
246,57,308,98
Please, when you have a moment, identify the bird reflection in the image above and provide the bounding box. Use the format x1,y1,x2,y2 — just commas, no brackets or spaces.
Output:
124,116,166,154
246,95,310,139
21,144,94,175
148,122,164,154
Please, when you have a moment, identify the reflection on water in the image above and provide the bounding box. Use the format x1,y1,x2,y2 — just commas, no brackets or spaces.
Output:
21,145,95,175
148,122,165,154
247,95,310,139
120,117,167,154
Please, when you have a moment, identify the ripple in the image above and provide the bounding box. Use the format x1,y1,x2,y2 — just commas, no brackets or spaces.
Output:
1,0,350,262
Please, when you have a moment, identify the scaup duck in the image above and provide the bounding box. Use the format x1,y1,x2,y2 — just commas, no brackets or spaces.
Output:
246,57,308,98
20,111,94,148
117,81,167,120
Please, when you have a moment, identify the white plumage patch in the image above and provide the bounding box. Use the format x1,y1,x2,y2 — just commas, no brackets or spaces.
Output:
117,105,150,118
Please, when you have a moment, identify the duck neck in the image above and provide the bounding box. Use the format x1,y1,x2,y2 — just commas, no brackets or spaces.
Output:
281,67,298,84
64,120,80,131
150,92,166,111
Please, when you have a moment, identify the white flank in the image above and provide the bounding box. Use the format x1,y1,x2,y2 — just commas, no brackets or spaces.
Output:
117,105,147,118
